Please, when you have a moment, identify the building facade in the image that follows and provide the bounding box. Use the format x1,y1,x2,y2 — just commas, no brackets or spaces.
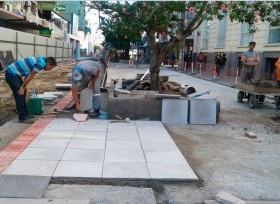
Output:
193,17,280,79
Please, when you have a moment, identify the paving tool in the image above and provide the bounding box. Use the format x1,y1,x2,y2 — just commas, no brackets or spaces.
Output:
109,117,131,123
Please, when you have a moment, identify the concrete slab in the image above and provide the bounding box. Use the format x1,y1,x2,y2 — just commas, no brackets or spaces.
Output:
52,161,103,178
80,87,93,112
29,138,70,148
3,160,58,176
144,151,187,163
72,131,106,140
67,139,105,150
0,175,50,198
37,131,74,139
44,184,157,204
104,150,145,162
138,132,173,142
45,124,77,131
106,131,139,141
107,125,138,133
0,198,89,204
61,149,104,162
105,141,142,150
147,162,198,180
78,119,108,126
75,125,107,132
16,148,65,161
102,162,150,179
49,118,79,125
162,98,189,124
141,140,179,151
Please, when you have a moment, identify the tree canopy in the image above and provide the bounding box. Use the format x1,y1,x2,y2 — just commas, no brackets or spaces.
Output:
86,1,280,90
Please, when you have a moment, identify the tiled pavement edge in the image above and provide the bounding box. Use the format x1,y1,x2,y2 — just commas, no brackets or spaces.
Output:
0,92,73,173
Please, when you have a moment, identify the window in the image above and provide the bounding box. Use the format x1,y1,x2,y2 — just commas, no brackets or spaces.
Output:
240,23,253,46
202,20,210,49
268,25,280,44
216,17,227,48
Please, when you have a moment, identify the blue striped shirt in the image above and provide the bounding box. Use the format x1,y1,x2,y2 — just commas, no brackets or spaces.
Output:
6,57,46,76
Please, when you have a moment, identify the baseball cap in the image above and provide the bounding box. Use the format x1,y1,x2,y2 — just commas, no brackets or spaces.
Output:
73,66,82,81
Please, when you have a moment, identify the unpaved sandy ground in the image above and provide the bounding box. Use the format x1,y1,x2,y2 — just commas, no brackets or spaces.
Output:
1,62,280,203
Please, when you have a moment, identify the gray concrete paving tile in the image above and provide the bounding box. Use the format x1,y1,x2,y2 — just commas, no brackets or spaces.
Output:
144,151,187,163
78,119,108,126
107,121,136,127
53,161,103,177
141,140,179,151
49,118,80,125
45,124,78,131
72,131,106,140
37,131,74,139
106,141,142,150
204,201,280,204
138,132,173,142
75,125,107,132
68,139,105,149
106,131,139,141
29,138,70,148
2,160,58,176
104,150,146,162
16,148,65,161
147,162,198,180
61,149,104,162
107,125,138,133
102,162,150,179
135,120,163,127
162,98,189,124
0,175,50,198
0,198,89,204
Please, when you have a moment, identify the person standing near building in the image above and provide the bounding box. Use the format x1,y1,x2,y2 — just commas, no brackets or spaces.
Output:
197,52,205,72
5,56,57,123
241,41,260,83
220,53,227,78
71,60,102,118
215,52,222,78
98,42,112,87
273,57,280,87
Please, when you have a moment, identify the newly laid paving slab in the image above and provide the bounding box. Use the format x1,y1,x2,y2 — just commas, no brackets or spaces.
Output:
2,119,198,181
204,201,280,204
0,198,89,204
0,175,50,198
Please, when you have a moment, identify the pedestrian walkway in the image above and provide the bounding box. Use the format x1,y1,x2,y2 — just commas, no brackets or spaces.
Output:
0,92,197,181
2,118,197,180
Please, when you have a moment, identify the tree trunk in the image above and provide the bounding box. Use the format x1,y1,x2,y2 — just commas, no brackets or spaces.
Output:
149,49,165,90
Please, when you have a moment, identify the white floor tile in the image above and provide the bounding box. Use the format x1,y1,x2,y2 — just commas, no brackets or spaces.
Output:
16,148,65,161
75,125,107,132
73,131,107,140
107,125,138,133
104,150,146,162
141,141,179,151
61,149,104,162
106,131,139,141
68,139,105,149
106,141,142,151
53,161,103,177
49,118,79,125
38,131,74,139
144,151,187,163
45,124,78,131
147,162,198,180
102,162,150,179
3,160,58,176
29,138,70,148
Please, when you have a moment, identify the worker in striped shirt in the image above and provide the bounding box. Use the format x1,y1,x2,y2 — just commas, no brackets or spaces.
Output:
241,41,260,83
5,57,57,124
